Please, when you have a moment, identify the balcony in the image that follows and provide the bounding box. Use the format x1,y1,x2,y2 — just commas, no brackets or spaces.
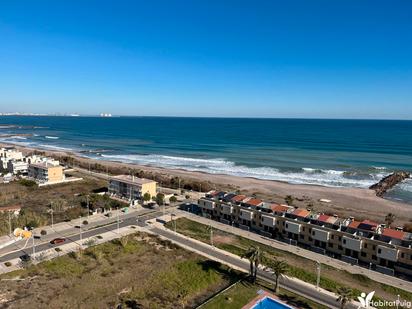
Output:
377,245,398,262
261,214,276,227
240,209,253,221
198,199,215,211
221,204,233,215
342,236,362,252
312,228,330,242
285,221,301,234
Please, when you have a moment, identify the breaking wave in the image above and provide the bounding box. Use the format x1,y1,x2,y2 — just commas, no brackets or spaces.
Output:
45,136,59,139
100,153,388,188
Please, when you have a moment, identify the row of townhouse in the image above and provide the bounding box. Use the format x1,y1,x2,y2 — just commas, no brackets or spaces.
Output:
198,191,412,277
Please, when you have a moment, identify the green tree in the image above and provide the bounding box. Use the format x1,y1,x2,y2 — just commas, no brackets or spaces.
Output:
336,287,353,309
241,246,262,282
169,196,177,203
284,195,294,206
385,213,395,228
156,193,165,206
143,192,151,203
266,259,288,293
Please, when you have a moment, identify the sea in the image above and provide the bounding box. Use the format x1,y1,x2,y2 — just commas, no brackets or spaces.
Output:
1,116,411,203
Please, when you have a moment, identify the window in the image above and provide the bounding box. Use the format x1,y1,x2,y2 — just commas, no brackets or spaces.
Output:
302,227,305,232
401,253,405,258
309,237,313,241
364,243,368,249
312,231,315,236
378,249,382,254
361,252,367,257
286,224,289,228
338,245,343,250
300,234,304,239
343,239,346,244
372,245,376,250
372,255,377,260
339,236,342,241
328,243,333,248
331,235,334,240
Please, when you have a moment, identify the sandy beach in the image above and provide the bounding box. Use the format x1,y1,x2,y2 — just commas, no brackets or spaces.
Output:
2,143,412,225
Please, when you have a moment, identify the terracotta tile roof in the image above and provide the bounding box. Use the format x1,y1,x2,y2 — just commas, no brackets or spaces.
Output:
292,208,311,218
382,228,405,240
318,214,338,224
231,195,247,202
348,221,362,229
245,198,263,206
271,204,292,213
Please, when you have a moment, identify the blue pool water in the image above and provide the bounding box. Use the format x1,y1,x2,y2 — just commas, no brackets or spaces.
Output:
252,296,292,309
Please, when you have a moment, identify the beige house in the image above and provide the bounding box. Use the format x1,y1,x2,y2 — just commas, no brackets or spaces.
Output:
198,191,412,277
28,162,64,183
108,175,157,202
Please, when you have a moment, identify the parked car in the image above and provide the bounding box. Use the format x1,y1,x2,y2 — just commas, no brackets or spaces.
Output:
50,238,66,245
19,254,31,262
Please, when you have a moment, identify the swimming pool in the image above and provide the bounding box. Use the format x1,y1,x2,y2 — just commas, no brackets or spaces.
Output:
251,296,293,309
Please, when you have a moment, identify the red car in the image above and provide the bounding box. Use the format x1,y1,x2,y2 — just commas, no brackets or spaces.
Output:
50,238,66,245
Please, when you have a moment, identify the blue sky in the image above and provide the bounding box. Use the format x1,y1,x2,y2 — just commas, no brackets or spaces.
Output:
0,1,411,119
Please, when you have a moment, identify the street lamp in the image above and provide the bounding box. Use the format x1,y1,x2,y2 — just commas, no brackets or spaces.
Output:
316,261,321,290
86,195,90,220
117,207,120,234
79,216,82,245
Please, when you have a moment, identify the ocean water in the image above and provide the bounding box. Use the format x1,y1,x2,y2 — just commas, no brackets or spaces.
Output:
1,116,411,203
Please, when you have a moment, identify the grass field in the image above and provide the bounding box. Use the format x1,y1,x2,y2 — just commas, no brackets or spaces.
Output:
165,217,412,305
0,232,242,309
201,280,328,309
0,173,126,236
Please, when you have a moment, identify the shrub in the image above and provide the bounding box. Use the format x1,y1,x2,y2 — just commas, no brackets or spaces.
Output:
40,230,47,236
83,220,89,225
18,179,37,188
4,261,12,267
169,196,177,203
96,235,103,239
55,247,62,252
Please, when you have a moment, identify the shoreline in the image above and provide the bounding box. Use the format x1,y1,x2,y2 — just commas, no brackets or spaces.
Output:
2,142,412,225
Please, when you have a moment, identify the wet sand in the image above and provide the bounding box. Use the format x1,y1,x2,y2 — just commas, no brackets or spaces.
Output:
3,143,412,225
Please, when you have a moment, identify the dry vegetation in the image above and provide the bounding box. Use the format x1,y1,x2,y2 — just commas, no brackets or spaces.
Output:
0,174,125,235
0,232,240,309
166,217,412,304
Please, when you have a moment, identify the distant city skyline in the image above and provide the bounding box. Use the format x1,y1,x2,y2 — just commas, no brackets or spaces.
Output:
1,1,412,119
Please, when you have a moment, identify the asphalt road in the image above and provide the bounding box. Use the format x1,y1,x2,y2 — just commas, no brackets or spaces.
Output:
150,226,355,309
0,210,357,309
0,210,162,263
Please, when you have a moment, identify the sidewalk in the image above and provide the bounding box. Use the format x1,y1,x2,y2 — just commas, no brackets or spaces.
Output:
177,210,412,294
0,206,146,257
0,224,143,275
148,221,364,309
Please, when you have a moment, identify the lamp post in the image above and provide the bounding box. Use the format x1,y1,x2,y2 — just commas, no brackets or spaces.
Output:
316,261,321,290
8,211,12,236
79,216,82,245
86,195,90,220
117,207,120,234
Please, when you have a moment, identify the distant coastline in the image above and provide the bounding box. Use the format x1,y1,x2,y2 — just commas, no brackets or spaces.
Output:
1,116,411,204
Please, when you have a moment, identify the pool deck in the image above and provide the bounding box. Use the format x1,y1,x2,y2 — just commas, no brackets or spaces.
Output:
242,290,296,309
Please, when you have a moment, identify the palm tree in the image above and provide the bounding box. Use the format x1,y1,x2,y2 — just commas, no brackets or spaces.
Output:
385,213,395,228
267,259,288,293
336,286,353,309
241,246,262,282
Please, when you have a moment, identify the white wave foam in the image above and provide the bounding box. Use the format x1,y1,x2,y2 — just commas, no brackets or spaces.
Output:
397,178,412,193
38,144,73,151
45,136,59,139
100,153,384,188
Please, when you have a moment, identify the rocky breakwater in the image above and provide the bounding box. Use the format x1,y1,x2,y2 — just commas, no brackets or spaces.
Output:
369,171,411,197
